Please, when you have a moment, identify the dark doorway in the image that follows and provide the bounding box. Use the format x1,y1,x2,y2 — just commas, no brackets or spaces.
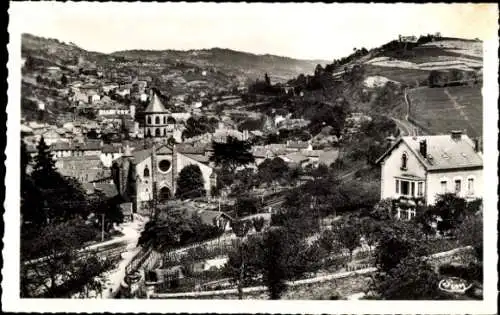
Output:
159,186,171,202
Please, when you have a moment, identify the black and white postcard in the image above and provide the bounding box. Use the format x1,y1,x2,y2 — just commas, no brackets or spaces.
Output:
3,2,498,314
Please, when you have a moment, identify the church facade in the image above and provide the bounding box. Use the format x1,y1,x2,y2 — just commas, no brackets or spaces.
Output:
112,144,217,214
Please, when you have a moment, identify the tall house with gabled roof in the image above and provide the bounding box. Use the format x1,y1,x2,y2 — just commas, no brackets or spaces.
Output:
144,90,171,142
376,130,483,220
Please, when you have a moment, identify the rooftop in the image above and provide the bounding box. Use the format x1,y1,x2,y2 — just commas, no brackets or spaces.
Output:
377,134,482,171
144,91,168,113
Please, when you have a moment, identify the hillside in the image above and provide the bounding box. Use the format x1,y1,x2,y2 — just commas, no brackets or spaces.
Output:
407,86,482,138
275,35,483,134
111,47,328,82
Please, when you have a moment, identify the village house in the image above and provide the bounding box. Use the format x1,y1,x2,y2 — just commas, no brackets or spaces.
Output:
50,139,103,159
98,103,133,117
376,131,483,220
55,155,109,184
286,140,313,152
100,144,124,168
102,83,120,94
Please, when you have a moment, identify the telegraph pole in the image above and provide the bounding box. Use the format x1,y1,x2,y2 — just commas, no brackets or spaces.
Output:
151,141,158,220
101,213,105,242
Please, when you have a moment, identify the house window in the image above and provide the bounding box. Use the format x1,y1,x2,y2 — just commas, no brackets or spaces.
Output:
155,116,160,125
163,116,166,124
401,180,409,196
417,182,424,197
408,208,416,220
455,179,462,194
410,182,415,196
143,166,150,177
147,116,152,125
395,179,400,194
155,128,161,137
440,180,447,194
401,153,408,170
467,178,474,195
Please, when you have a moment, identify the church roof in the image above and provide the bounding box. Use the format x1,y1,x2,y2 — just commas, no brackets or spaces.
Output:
144,91,168,113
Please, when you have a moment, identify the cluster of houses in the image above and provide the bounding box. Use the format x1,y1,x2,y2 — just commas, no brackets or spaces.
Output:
22,57,484,225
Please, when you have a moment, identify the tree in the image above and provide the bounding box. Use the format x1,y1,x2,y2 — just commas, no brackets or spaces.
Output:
32,136,57,185
264,73,271,86
175,164,206,200
21,219,115,298
370,199,394,221
138,211,224,251
210,136,255,173
235,196,260,218
358,217,382,251
335,222,360,260
262,228,288,299
61,74,68,86
89,191,125,232
372,256,443,300
455,211,483,262
257,157,290,186
182,116,217,140
429,193,467,235
21,141,31,177
375,222,427,273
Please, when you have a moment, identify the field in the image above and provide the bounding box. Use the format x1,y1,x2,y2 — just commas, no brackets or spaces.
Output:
408,85,482,138
364,64,430,86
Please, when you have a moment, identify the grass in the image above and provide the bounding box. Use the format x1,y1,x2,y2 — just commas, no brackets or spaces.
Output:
408,85,482,138
364,64,430,86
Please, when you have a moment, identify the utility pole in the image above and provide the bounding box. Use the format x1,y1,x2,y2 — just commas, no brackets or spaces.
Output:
151,141,158,220
101,213,105,242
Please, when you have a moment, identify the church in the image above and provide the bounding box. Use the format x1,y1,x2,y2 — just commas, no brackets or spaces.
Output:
111,91,217,214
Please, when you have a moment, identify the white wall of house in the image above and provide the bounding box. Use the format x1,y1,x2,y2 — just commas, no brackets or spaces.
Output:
100,152,123,168
380,141,426,200
426,168,483,205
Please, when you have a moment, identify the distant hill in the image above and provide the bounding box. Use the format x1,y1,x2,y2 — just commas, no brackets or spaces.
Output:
22,33,328,83
111,47,329,82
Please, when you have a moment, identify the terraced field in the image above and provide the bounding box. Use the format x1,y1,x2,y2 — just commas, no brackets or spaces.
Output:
364,64,430,86
408,85,482,138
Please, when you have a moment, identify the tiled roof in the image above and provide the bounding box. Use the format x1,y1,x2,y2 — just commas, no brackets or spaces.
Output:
93,183,119,198
281,152,309,164
287,141,310,149
318,149,340,165
102,144,122,154
144,91,168,113
176,143,209,155
377,134,482,171
183,153,210,164
50,141,71,151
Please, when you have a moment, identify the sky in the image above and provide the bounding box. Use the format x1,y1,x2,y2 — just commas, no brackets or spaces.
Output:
9,2,498,61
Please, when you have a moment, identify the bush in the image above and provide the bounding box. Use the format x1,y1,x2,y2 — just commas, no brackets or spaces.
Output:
438,263,482,282
235,197,260,217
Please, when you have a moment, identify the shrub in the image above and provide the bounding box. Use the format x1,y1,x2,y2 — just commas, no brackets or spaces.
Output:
438,263,482,282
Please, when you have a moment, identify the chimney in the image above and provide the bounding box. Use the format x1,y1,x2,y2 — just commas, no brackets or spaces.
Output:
473,138,480,152
385,135,396,147
419,139,427,157
451,130,462,141
123,144,132,157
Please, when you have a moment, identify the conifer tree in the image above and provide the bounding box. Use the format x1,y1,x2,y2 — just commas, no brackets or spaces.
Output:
32,136,57,185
